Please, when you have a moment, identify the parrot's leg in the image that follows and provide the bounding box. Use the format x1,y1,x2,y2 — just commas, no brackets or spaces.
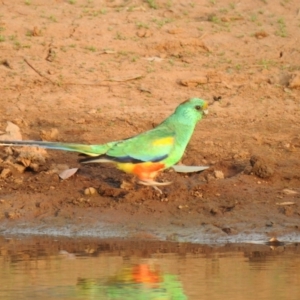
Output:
138,179,172,194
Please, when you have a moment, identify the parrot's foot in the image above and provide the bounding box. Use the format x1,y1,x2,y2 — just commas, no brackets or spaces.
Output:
138,180,172,186
138,180,172,194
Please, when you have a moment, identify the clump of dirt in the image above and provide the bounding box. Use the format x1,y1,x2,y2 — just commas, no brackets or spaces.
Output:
249,155,274,179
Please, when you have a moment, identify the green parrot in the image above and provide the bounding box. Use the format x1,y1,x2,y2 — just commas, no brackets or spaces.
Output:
0,98,208,191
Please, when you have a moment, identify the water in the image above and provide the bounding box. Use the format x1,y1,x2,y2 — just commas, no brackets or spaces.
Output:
0,236,299,300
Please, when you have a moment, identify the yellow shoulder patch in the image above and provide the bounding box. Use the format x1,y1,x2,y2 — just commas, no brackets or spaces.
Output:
152,137,174,146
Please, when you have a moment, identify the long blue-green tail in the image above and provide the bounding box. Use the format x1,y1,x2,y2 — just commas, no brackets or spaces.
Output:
0,140,111,156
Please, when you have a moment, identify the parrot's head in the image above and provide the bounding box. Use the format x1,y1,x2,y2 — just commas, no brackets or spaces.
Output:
175,98,208,124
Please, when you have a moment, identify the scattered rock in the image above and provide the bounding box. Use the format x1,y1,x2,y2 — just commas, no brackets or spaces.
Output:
167,28,183,34
254,31,268,39
268,72,291,86
278,206,294,216
88,109,97,114
210,207,222,215
19,157,31,167
6,211,21,219
180,75,208,87
120,180,134,190
11,118,28,127
207,72,223,83
221,15,243,22
84,187,97,195
75,118,86,124
46,47,56,62
221,227,232,234
289,72,300,89
1,59,13,69
243,165,253,175
203,140,214,146
11,146,48,172
291,137,300,148
191,190,203,198
0,121,22,141
98,183,126,198
205,173,215,182
32,26,41,36
0,168,11,178
4,148,13,156
265,221,274,227
13,178,23,184
138,85,152,93
214,170,224,179
143,56,164,62
180,56,193,64
136,29,152,38
40,128,59,141
155,38,209,56
30,163,40,172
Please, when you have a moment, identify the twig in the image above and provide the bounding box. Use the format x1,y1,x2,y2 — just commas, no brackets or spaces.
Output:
64,82,111,87
199,32,208,40
64,74,143,86
23,58,56,84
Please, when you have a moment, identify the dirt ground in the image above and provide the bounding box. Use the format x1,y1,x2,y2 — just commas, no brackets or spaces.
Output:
0,0,299,243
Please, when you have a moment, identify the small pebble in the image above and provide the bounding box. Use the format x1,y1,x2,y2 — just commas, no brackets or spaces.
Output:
13,164,26,173
214,170,224,179
0,168,11,178
40,128,59,141
88,109,97,114
84,187,97,195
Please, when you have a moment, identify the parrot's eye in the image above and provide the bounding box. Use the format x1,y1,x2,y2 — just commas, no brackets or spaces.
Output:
195,105,201,111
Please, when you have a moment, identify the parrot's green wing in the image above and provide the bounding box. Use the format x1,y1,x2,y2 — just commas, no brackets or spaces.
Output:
104,126,176,163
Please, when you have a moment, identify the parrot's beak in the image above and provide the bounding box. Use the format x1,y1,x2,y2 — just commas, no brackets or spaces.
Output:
203,102,209,115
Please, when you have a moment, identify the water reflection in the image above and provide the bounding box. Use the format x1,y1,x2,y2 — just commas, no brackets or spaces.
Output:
77,263,186,299
0,237,299,300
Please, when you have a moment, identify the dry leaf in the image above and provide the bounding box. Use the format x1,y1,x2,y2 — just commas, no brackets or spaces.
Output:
276,202,296,206
172,165,209,173
282,189,298,195
100,49,116,54
59,168,78,180
108,74,143,82
143,57,164,62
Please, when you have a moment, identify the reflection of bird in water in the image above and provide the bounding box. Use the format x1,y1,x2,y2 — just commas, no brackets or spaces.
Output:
132,264,161,284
